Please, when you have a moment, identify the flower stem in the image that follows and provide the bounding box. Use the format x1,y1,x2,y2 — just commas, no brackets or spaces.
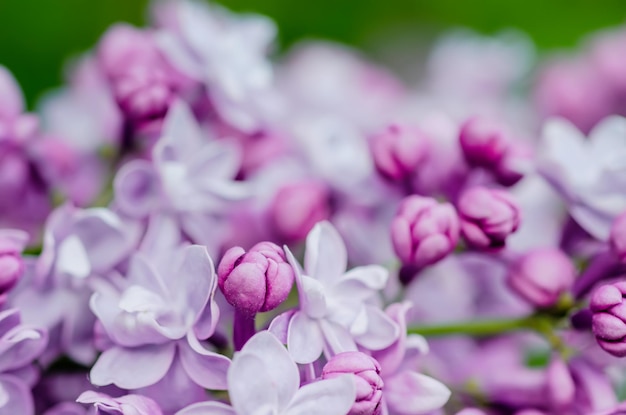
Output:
407,316,546,337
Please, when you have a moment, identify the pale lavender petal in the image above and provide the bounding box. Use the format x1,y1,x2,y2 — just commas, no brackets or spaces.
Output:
304,222,347,285
239,331,299,410
0,375,34,415
228,353,279,414
0,324,47,372
77,391,163,415
175,402,236,415
284,375,356,415
157,100,204,167
114,160,161,218
178,333,230,390
0,66,24,118
90,343,176,389
352,305,399,351
319,319,357,356
287,312,324,364
384,371,451,415
267,310,296,344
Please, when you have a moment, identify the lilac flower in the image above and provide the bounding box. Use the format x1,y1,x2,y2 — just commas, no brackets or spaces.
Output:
391,196,460,270
154,0,279,132
114,100,248,253
77,391,162,415
10,204,137,364
89,244,230,390
370,124,429,182
0,308,48,415
176,331,356,415
538,115,626,240
507,248,576,308
457,187,521,250
270,221,399,364
371,302,451,415
590,282,626,357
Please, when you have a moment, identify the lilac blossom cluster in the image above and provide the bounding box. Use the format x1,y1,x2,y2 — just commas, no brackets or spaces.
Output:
1,1,626,414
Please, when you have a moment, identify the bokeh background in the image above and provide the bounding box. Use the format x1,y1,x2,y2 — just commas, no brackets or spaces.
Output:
1,0,624,107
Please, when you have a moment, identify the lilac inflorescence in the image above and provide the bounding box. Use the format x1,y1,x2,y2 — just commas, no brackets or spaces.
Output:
2,1,626,414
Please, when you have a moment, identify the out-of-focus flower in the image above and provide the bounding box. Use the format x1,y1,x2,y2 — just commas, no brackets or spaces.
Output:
269,180,331,243
507,248,576,308
322,351,384,415
0,308,48,415
609,211,626,262
459,117,509,170
176,331,356,415
217,241,294,316
457,187,520,250
538,116,626,240
370,124,428,182
0,229,28,303
590,282,626,357
76,391,162,415
154,0,280,133
391,196,460,269
89,245,230,390
270,222,398,364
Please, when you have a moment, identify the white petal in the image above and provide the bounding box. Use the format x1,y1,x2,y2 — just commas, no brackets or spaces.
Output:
304,222,347,285
384,372,451,415
287,312,324,364
285,375,356,415
353,306,399,351
55,235,91,279
176,401,236,415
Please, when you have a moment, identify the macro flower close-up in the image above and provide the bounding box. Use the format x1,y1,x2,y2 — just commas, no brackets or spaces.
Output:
1,0,626,414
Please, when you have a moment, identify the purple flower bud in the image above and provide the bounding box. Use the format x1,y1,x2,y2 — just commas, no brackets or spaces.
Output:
590,282,626,357
217,242,295,316
459,116,509,169
269,181,331,243
391,196,460,268
545,356,575,408
609,211,626,262
458,187,520,250
507,248,576,308
0,230,27,301
371,124,428,181
322,352,384,415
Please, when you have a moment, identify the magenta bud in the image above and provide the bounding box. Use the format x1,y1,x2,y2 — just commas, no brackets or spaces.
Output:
217,242,295,316
459,116,510,169
507,248,575,308
609,211,626,263
391,196,460,268
590,282,626,357
270,181,331,243
545,356,575,408
322,352,384,415
371,124,428,181
0,230,27,301
458,187,520,250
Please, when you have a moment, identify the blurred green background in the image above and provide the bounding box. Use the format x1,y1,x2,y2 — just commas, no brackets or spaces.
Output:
0,0,624,107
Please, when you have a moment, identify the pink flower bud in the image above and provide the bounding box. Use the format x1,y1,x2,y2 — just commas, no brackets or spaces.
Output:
458,187,520,250
269,181,331,243
217,242,295,316
391,196,459,268
609,211,626,262
590,282,626,357
507,248,575,308
322,352,384,415
371,124,428,181
459,117,509,169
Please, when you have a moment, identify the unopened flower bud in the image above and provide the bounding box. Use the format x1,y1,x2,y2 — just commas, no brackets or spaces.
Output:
459,117,509,169
371,124,428,181
322,352,384,415
391,196,459,268
610,211,626,262
458,187,520,250
507,248,575,308
0,229,27,301
217,242,295,316
591,282,626,357
269,181,331,243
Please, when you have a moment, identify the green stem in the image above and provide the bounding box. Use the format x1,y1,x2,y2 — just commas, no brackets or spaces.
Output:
407,316,545,337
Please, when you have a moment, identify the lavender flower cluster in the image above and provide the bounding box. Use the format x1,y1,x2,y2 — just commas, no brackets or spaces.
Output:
1,1,626,414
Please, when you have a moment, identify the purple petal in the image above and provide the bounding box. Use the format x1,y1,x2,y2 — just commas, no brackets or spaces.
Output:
90,344,176,389
384,371,451,414
267,310,296,344
114,160,160,218
178,333,230,390
0,323,47,373
0,374,34,415
0,66,24,118
284,375,356,415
